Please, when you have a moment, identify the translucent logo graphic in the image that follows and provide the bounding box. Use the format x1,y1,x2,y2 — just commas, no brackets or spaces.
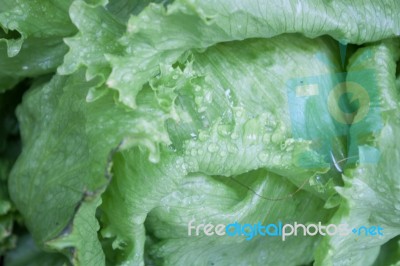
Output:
286,68,381,168
188,219,384,241
327,81,370,125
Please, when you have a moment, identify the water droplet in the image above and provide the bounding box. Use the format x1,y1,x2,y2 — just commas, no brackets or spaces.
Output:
271,132,283,143
207,143,219,153
187,159,194,166
122,73,133,82
195,96,203,106
272,155,281,165
280,141,287,151
204,91,212,104
243,119,259,145
227,143,238,153
225,88,233,106
262,133,271,144
190,133,198,140
201,115,209,127
258,151,268,162
235,109,244,118
183,197,192,205
231,132,239,140
217,124,232,137
198,131,210,141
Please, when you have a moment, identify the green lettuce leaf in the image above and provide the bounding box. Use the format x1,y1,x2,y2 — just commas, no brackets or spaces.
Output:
0,37,68,92
373,236,400,266
3,1,400,265
0,0,75,57
106,0,400,108
58,0,171,101
103,150,332,265
58,1,126,82
0,0,75,92
100,34,350,265
4,235,67,266
8,69,174,265
315,40,400,266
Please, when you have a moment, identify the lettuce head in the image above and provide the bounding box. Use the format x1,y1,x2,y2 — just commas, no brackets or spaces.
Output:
0,0,400,265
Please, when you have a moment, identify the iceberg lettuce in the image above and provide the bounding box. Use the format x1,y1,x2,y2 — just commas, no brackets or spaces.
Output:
0,0,399,265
